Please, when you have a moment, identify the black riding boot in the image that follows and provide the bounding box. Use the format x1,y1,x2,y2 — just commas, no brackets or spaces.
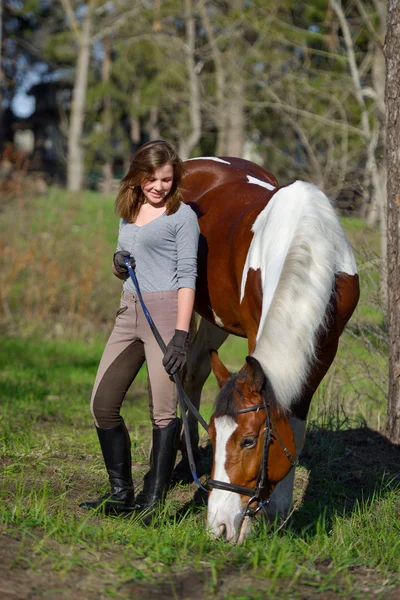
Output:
135,418,182,523
79,420,136,514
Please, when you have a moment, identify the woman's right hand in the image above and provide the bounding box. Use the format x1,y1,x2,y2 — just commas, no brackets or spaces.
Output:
113,251,135,274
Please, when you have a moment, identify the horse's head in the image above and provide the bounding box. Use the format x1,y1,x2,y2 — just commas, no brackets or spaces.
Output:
207,351,296,543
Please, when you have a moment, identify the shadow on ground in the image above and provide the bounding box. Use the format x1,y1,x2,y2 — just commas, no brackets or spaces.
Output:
172,425,400,534
292,426,400,533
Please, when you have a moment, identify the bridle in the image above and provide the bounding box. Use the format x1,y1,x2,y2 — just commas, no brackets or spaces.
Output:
207,400,296,522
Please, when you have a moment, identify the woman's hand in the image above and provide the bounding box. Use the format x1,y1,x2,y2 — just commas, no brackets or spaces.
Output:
162,329,189,375
113,251,135,275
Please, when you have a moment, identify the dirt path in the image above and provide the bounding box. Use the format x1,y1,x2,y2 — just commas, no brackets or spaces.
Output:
1,530,398,600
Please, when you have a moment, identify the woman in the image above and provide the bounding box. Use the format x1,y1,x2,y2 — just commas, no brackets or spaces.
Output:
80,140,199,519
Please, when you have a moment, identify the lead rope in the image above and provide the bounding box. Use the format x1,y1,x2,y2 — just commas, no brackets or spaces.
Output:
124,257,208,492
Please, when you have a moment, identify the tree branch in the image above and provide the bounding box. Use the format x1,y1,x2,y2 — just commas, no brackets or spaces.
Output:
247,98,364,137
59,0,81,42
92,5,147,43
354,0,384,46
330,0,371,139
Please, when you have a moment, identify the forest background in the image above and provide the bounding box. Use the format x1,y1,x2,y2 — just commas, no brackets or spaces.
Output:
0,1,400,598
1,0,395,429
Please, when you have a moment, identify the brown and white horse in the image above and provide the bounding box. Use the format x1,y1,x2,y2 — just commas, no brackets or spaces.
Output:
180,157,359,543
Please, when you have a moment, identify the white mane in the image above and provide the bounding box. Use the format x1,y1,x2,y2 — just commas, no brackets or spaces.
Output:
240,180,357,409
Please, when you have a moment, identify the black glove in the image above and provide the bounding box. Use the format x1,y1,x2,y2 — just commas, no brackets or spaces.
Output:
113,251,135,274
162,329,189,375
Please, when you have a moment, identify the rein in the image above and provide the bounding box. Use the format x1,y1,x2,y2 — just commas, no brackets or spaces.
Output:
124,258,208,492
124,258,296,514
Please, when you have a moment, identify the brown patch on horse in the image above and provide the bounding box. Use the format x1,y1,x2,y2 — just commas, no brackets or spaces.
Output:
222,397,296,500
210,351,296,501
240,268,263,353
182,159,275,338
210,350,230,390
291,272,360,420
263,415,296,495
225,408,269,490
212,353,286,421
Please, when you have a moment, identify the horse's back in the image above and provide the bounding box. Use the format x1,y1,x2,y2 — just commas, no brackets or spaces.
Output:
182,157,277,206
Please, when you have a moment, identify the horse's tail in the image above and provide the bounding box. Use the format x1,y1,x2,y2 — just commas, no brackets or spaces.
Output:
245,180,357,410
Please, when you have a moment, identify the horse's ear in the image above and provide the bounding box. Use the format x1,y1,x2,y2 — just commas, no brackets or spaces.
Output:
245,356,265,393
210,350,230,389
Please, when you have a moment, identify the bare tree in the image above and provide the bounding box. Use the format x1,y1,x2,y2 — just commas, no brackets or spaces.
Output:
101,36,113,194
60,0,94,191
198,0,227,155
385,0,400,443
178,0,202,160
330,0,386,223
60,1,145,190
330,0,387,308
0,0,4,152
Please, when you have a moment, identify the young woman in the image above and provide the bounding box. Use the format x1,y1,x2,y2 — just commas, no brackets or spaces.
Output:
80,140,199,519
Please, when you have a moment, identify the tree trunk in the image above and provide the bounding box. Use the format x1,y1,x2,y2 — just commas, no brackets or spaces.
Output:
179,0,201,160
66,8,92,191
226,77,245,157
127,89,141,166
0,0,5,154
101,37,113,194
385,0,400,442
148,106,159,140
198,0,227,155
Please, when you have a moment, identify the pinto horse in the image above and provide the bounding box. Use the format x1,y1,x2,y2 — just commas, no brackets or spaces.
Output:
179,157,359,543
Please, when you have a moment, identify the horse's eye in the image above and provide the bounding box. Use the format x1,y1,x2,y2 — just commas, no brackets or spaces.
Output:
241,437,257,449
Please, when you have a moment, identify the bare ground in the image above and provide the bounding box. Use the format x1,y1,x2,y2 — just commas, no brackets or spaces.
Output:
1,528,399,600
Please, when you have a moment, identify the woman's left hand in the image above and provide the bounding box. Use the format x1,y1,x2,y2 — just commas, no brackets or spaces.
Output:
162,330,189,375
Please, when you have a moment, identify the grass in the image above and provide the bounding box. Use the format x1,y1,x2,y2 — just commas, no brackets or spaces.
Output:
0,188,397,598
1,335,399,598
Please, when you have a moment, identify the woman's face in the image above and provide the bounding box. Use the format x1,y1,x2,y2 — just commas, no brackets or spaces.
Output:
141,163,174,206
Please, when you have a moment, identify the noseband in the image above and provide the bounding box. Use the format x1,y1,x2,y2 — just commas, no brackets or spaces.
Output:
207,401,296,520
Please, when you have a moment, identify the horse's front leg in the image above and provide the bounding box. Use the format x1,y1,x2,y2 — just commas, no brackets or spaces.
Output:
266,334,341,523
172,316,228,484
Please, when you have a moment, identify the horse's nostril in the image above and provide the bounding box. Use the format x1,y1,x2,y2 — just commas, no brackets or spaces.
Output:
218,523,227,539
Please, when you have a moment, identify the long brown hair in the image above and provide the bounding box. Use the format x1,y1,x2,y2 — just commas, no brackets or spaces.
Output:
115,140,184,222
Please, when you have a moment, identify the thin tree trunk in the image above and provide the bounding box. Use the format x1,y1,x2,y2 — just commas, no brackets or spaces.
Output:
226,78,245,157
148,106,159,140
127,89,141,165
373,40,388,310
0,0,4,154
66,6,92,191
225,0,245,158
179,0,201,160
199,0,227,155
101,37,113,194
331,0,384,229
385,0,400,442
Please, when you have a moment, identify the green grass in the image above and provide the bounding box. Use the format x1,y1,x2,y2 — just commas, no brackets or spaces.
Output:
1,336,399,599
0,188,396,598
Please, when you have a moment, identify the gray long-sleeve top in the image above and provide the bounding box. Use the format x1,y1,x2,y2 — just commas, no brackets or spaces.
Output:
116,202,200,293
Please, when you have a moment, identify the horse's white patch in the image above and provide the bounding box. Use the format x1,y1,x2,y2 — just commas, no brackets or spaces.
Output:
246,175,275,191
207,416,243,542
185,157,231,165
240,180,358,409
212,309,224,328
266,417,306,520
